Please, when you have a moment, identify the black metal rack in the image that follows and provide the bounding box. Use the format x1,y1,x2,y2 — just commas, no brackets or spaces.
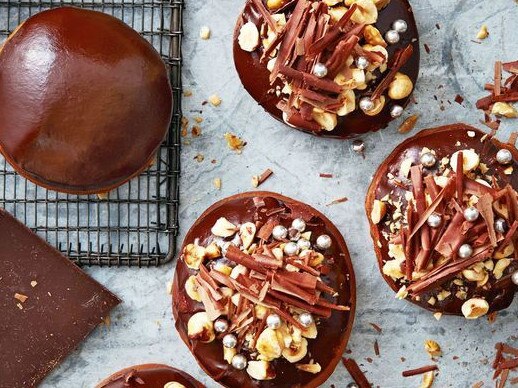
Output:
0,0,182,266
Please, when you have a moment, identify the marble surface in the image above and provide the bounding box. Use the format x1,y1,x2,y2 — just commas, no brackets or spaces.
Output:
39,0,518,387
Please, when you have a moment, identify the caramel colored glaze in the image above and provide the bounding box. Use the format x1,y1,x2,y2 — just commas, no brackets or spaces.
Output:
233,0,419,139
365,124,518,315
172,192,356,388
96,364,204,388
0,7,172,194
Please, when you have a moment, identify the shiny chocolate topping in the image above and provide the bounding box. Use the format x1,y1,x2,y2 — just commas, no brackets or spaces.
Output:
366,124,518,316
172,192,356,387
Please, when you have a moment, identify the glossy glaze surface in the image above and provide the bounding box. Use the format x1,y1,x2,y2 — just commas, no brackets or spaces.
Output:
233,0,420,139
96,364,204,388
0,7,172,194
172,192,356,387
365,124,518,315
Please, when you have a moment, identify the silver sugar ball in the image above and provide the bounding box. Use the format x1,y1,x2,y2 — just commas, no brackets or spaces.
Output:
222,333,237,348
392,19,408,33
495,218,508,234
231,354,247,370
266,313,282,329
313,62,328,78
297,238,311,251
347,384,360,388
390,105,404,118
427,213,442,228
420,152,437,168
316,234,332,250
359,97,375,112
299,312,314,327
272,225,288,240
512,271,518,286
458,243,473,259
385,29,400,44
463,207,480,222
214,318,229,333
284,241,300,256
288,228,301,241
355,56,370,70
496,149,513,165
352,139,365,154
291,218,306,232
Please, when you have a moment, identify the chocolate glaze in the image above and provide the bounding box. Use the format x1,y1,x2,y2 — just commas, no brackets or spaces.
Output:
365,124,518,315
172,191,356,387
0,7,172,194
96,364,204,388
233,0,420,139
0,208,120,387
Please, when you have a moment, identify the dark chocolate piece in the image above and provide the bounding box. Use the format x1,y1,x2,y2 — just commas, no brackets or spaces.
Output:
96,364,204,388
172,192,356,387
233,0,420,138
0,7,172,194
366,124,518,316
0,209,120,387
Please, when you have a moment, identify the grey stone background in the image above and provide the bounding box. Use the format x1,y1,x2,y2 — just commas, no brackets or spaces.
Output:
39,0,518,387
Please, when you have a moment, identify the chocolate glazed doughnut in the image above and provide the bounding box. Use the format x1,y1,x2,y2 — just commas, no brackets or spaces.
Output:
233,0,419,138
366,124,518,318
96,364,204,388
0,7,172,194
172,192,356,387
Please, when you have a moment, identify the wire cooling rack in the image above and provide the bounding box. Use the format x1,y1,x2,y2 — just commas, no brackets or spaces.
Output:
0,0,182,266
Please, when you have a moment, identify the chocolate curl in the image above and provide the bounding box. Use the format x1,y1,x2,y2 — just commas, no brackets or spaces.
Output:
271,273,319,304
503,60,518,74
495,220,518,253
494,61,502,96
284,256,320,276
434,211,465,258
415,227,431,271
261,29,286,62
268,290,332,317
342,358,371,388
476,91,518,110
274,307,305,330
250,0,278,33
278,65,342,93
325,35,360,78
476,193,497,247
283,108,322,132
315,298,350,311
410,165,431,270
464,177,497,197
371,44,414,100
404,202,415,280
252,253,283,269
402,365,438,377
307,3,358,56
226,245,265,273
456,151,464,201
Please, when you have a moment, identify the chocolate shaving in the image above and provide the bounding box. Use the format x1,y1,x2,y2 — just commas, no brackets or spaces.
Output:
250,0,278,34
326,196,348,206
254,168,274,187
476,193,497,247
374,340,380,357
342,358,371,388
279,65,342,94
402,364,438,377
371,44,414,100
369,322,382,333
495,61,502,97
456,152,464,201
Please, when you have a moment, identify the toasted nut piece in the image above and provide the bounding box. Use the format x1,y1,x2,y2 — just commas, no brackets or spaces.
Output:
337,90,356,116
208,95,222,106
350,0,378,24
312,110,338,131
183,243,206,270
388,72,413,100
364,96,385,116
213,261,232,276
276,324,293,348
185,275,202,302
436,290,451,301
450,149,480,173
373,0,390,9
266,0,286,10
433,176,449,188
211,217,238,237
462,269,486,282
230,264,248,279
323,0,341,5
483,260,494,271
238,21,260,52
223,346,237,364
494,244,514,259
370,199,387,224
272,247,283,261
256,327,284,359
199,26,211,40
164,383,186,388
461,298,489,319
328,6,347,23
424,340,442,358
282,338,308,363
187,312,215,342
247,360,276,380
491,102,518,118
476,24,489,40
301,321,317,339
476,272,489,288
205,242,222,259
255,305,269,320
419,371,434,388
388,243,405,261
290,325,303,344
493,258,511,280
213,177,221,190
395,285,408,300
296,363,322,373
383,257,405,280
231,293,241,306
239,222,257,250
364,25,387,47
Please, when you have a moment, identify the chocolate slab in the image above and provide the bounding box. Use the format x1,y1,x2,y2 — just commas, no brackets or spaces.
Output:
96,364,204,388
0,208,121,387
172,191,356,387
365,124,518,315
0,7,172,194
233,0,420,139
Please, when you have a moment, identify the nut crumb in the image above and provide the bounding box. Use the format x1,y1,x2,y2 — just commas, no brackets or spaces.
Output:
183,89,193,97
16,303,23,310
208,95,222,107
199,26,211,40
398,114,419,134
476,24,489,40
192,125,202,137
424,340,442,358
224,132,246,152
213,178,221,190
14,293,28,303
166,281,173,295
194,154,204,163
194,116,203,124
30,280,38,287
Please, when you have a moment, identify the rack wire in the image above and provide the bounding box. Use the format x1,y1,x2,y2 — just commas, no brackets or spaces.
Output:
0,0,182,266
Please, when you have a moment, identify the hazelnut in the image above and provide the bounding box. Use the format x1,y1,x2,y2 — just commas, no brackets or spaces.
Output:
282,338,308,363
491,102,518,118
493,258,511,280
336,90,356,116
266,0,286,10
199,26,211,40
296,363,322,374
461,298,489,319
223,346,237,364
364,25,387,47
476,24,489,40
350,0,378,25
184,275,202,302
211,217,238,237
370,199,387,224
388,72,413,100
164,383,186,388
312,110,338,131
239,222,257,250
187,312,215,342
420,371,434,388
183,243,206,270
424,339,442,358
256,327,284,359
247,360,276,380
328,6,347,23
364,96,385,116
238,21,260,52
450,149,480,173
